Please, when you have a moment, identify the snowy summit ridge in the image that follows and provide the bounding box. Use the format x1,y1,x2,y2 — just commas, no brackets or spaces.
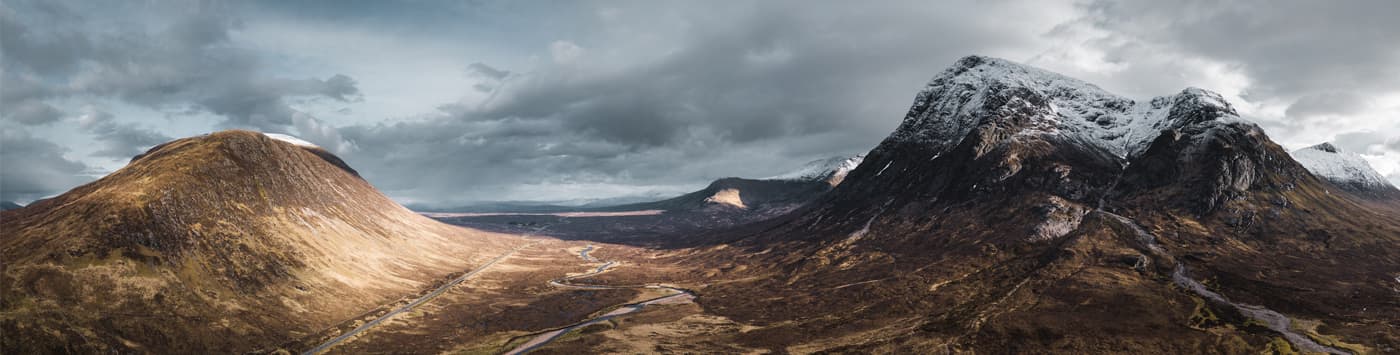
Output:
882,55,1242,159
768,154,866,184
1291,142,1396,192
263,133,319,148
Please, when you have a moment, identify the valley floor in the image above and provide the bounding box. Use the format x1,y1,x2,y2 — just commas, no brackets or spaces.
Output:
295,237,759,355
283,209,1393,354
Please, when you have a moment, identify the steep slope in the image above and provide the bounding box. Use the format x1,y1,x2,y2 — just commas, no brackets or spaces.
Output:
0,130,520,353
1291,142,1400,199
672,56,1399,353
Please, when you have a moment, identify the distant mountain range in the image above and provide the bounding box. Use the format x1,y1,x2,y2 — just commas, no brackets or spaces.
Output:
416,153,865,215
427,154,866,247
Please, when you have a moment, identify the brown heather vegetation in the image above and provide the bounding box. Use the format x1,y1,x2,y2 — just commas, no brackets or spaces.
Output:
0,130,524,353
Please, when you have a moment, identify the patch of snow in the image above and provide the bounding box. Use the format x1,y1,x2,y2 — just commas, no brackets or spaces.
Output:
1291,142,1395,189
263,132,320,148
880,55,1242,160
849,214,877,240
875,161,893,176
767,154,866,182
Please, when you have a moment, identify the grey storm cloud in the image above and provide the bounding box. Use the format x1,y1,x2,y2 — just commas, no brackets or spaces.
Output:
467,63,510,81
3,101,63,125
4,0,1399,204
0,0,360,137
1285,92,1371,119
1080,0,1400,98
77,109,173,160
1332,131,1400,156
336,0,1061,205
0,129,89,202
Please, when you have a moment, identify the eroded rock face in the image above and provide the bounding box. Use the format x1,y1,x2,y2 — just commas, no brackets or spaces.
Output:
1116,122,1314,215
1029,196,1088,241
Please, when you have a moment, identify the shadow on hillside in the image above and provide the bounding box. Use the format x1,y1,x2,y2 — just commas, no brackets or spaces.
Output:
429,210,791,250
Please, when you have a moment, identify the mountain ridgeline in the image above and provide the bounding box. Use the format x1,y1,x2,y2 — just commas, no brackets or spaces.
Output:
1290,142,1400,200
681,56,1399,353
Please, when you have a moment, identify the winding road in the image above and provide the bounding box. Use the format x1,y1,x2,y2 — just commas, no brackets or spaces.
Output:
503,245,694,355
301,242,534,355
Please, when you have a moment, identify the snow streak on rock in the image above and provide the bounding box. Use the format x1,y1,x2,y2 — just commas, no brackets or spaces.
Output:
880,55,1241,159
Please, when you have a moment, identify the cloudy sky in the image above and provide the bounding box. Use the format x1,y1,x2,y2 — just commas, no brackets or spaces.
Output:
3,0,1398,206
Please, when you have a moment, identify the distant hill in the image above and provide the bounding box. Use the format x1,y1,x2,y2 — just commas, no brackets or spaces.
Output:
1,130,520,353
427,156,864,247
1291,142,1400,199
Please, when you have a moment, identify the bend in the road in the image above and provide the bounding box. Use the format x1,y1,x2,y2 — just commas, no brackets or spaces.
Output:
503,245,694,355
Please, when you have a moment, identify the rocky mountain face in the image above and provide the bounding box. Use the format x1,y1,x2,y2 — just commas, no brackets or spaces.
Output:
0,130,519,353
1290,142,1400,199
679,56,1399,353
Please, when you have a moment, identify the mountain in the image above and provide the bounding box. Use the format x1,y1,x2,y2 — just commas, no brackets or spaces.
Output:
1291,142,1400,199
766,154,866,186
678,56,1399,353
0,201,21,211
429,157,864,247
422,156,863,215
0,130,519,353
605,154,867,215
432,177,836,247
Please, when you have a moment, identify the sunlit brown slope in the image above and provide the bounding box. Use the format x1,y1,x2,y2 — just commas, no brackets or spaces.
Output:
0,130,521,353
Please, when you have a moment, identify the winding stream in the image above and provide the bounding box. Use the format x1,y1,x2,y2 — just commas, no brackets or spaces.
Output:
503,245,694,355
1102,211,1349,355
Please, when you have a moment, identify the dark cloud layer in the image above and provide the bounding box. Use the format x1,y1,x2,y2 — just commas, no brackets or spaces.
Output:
0,129,89,201
0,0,360,137
4,101,62,125
77,109,172,160
336,0,1065,204
3,0,1398,204
1081,0,1400,98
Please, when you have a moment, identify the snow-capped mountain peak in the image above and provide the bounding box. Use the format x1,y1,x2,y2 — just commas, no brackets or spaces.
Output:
263,132,319,148
767,154,866,186
881,55,1243,160
1291,142,1397,194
